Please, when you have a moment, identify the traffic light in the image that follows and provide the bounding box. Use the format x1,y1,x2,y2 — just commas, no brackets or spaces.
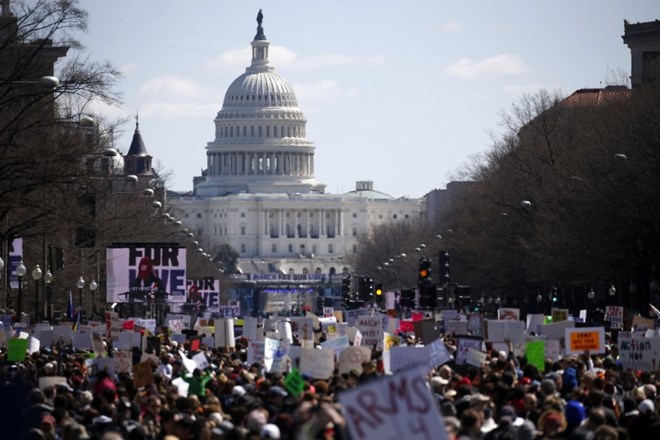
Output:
419,285,436,310
418,258,432,286
358,276,374,301
438,250,450,284
375,283,383,296
341,276,351,309
551,287,558,304
400,289,415,308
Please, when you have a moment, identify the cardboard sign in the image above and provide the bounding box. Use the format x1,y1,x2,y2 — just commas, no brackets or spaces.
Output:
465,348,488,367
551,308,569,322
427,338,452,368
545,339,561,362
468,314,484,337
526,314,545,334
565,327,606,355
414,319,440,345
72,330,93,351
321,335,350,356
214,318,235,348
356,316,384,350
192,352,209,370
338,346,372,375
264,337,289,373
618,337,660,370
445,319,468,335
539,320,575,341
132,361,154,388
299,348,335,379
339,368,448,440
247,340,265,365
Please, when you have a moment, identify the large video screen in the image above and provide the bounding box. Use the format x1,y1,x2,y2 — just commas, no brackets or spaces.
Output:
106,244,187,303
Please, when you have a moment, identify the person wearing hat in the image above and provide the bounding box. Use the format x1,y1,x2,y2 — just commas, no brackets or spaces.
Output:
483,405,517,440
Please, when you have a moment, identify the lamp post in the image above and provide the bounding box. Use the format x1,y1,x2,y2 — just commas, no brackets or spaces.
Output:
44,270,53,323
32,264,42,322
89,279,98,317
76,276,85,318
15,260,27,317
0,256,4,310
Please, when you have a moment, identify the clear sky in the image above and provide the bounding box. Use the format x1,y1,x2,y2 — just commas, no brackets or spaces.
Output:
77,1,657,198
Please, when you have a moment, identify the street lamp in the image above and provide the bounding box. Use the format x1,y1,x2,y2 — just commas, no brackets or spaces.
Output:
15,260,27,317
89,279,98,317
76,276,85,317
32,264,42,322
608,284,616,296
587,288,595,300
44,270,53,323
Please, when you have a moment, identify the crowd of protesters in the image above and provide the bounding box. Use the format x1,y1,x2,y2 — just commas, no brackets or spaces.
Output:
0,326,659,440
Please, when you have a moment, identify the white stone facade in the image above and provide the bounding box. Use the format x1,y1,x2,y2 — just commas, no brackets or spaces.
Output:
170,17,422,275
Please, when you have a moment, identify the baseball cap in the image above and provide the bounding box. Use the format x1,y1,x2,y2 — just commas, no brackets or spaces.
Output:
260,423,281,439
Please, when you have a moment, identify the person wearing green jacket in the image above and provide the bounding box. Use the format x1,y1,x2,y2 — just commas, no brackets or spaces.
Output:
182,368,213,399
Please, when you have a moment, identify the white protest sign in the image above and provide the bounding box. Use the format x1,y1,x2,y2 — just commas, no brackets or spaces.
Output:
466,348,488,367
172,377,189,397
487,320,525,344
338,346,372,375
192,352,209,370
243,317,261,341
72,330,93,351
92,333,105,358
288,317,314,341
114,350,133,374
445,320,468,335
247,340,265,365
28,336,40,354
38,376,67,390
169,319,185,334
544,339,561,362
356,316,384,350
299,348,335,379
618,337,660,371
37,329,54,348
455,336,483,365
605,306,624,330
135,319,156,334
427,338,452,369
264,337,289,373
179,350,197,373
53,325,72,343
498,308,520,321
214,319,235,348
95,358,115,376
539,320,575,341
526,314,545,334
339,367,448,440
321,335,350,356
116,331,141,350
387,346,429,374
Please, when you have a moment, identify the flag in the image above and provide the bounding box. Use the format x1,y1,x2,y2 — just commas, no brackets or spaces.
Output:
67,292,74,321
650,303,660,319
72,309,80,331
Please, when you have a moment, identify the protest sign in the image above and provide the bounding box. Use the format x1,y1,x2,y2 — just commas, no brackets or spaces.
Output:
414,319,440,345
321,335,350,356
487,320,525,344
384,333,400,352
465,348,488,367
526,314,545,334
399,320,414,333
618,336,660,371
427,338,452,368
132,361,154,388
95,358,116,376
356,316,384,350
8,338,28,361
247,340,265,365
114,350,133,374
455,336,483,365
544,339,561,362
28,336,40,355
339,368,448,440
539,320,575,341
171,377,189,397
338,346,371,375
299,348,335,379
72,330,93,351
345,309,368,327
498,308,520,321
551,308,570,322
468,314,484,337
192,352,209,370
445,320,468,336
605,306,624,330
38,376,67,390
441,310,459,321
632,315,654,330
53,325,72,343
284,368,305,397
565,327,606,355
525,340,546,370
92,333,105,358
179,350,197,373
288,317,314,341
264,337,289,373
214,318,235,348
387,346,429,374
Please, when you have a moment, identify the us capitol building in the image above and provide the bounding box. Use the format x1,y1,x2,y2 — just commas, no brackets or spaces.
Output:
170,12,423,279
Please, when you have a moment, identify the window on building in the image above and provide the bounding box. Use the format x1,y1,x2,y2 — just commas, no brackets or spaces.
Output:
241,212,246,218
312,244,317,254
352,227,358,236
393,214,398,219
197,213,202,219
288,244,293,253
328,244,334,254
185,213,189,218
272,243,277,253
241,244,246,253
353,244,358,253
352,213,357,218
241,226,246,235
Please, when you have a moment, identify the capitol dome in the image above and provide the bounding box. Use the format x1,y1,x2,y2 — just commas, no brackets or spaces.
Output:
195,12,325,197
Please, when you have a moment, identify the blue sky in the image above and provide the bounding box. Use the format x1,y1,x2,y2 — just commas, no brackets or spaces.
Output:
78,1,657,198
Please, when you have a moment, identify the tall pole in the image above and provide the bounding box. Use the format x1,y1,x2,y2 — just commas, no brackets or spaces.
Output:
16,260,26,318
